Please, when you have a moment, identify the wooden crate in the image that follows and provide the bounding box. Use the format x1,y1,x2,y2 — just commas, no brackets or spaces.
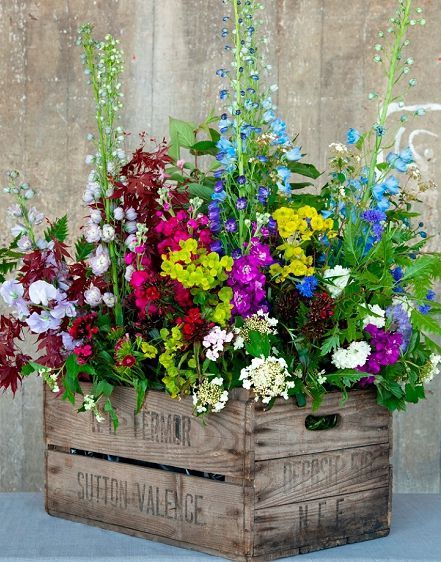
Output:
44,384,392,561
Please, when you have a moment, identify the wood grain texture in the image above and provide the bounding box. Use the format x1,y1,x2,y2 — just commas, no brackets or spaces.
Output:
45,384,252,479
254,390,390,460
255,444,390,509
46,450,250,558
253,487,390,557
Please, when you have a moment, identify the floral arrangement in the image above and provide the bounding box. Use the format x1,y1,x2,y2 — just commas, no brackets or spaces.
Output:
1,0,440,427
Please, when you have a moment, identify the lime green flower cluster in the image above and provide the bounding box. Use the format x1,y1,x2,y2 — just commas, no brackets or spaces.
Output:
159,326,197,397
204,286,233,327
161,238,233,291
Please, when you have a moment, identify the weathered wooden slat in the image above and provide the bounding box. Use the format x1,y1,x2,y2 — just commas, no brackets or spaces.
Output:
253,486,390,556
255,444,390,509
46,450,249,557
254,390,391,460
45,384,251,478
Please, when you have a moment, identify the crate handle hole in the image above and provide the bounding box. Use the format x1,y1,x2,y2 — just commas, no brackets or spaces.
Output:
305,413,341,431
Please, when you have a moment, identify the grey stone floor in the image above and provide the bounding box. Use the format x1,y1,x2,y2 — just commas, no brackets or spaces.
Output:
0,493,439,561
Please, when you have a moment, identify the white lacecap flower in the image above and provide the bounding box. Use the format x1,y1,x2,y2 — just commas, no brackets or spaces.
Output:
101,224,115,243
84,223,101,243
332,341,371,370
361,304,386,329
103,292,115,308
82,190,95,204
240,356,293,403
426,354,441,382
323,265,351,298
113,207,124,221
84,285,102,307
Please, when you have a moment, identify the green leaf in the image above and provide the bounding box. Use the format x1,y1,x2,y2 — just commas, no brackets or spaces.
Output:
75,236,95,261
245,331,271,358
187,183,213,201
104,398,119,431
209,128,221,143
62,354,95,404
320,334,340,356
289,182,313,190
95,380,114,397
405,383,425,404
134,379,149,414
45,215,68,243
411,309,441,337
169,117,196,159
190,140,218,155
21,361,47,377
287,161,321,179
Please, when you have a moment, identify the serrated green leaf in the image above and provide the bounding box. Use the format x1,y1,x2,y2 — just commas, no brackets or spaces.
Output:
45,215,68,243
75,236,95,261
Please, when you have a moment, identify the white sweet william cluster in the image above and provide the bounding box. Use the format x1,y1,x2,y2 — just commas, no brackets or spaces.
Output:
240,356,295,404
192,377,229,414
202,326,234,361
331,341,371,370
323,265,351,298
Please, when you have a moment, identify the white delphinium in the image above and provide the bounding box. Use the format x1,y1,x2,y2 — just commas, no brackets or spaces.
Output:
361,303,385,328
88,244,111,276
323,265,351,298
84,285,102,307
101,224,115,243
103,292,115,308
240,356,294,404
332,341,371,370
113,207,124,221
125,265,135,282
89,209,102,224
84,223,101,243
125,207,138,221
202,326,234,361
192,377,229,414
124,221,138,234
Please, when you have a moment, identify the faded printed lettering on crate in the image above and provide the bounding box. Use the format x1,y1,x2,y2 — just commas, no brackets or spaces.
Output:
254,486,390,556
47,451,247,555
256,444,390,508
77,470,204,524
45,385,248,477
91,409,192,447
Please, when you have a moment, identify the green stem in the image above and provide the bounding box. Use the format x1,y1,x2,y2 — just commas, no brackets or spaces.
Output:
365,0,412,200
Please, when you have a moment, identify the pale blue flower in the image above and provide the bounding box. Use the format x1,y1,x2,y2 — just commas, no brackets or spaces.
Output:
26,311,61,334
386,147,413,172
285,146,302,161
346,128,361,145
28,280,57,306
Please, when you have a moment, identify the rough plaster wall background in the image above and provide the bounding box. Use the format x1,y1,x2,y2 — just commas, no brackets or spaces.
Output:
0,0,440,492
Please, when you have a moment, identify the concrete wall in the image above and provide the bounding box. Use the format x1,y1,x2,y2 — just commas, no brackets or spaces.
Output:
0,0,440,492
